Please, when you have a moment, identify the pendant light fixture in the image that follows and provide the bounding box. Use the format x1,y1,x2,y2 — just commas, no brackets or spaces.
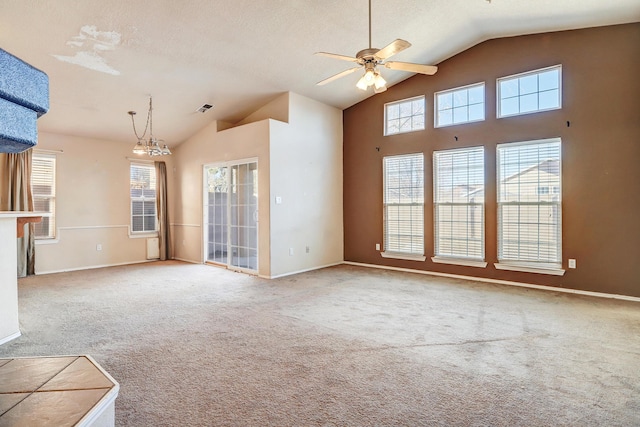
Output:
129,96,171,156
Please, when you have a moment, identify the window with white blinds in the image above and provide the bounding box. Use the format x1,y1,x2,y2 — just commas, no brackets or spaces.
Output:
130,163,157,233
497,138,561,266
383,153,424,257
31,153,56,239
433,147,485,260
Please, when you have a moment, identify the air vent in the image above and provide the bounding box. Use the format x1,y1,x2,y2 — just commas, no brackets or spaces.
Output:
196,104,213,113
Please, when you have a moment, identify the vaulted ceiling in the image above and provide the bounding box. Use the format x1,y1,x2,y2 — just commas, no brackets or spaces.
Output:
1,0,638,148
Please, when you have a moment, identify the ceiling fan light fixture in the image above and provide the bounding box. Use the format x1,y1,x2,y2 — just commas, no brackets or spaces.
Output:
364,68,375,84
356,75,369,90
373,72,386,89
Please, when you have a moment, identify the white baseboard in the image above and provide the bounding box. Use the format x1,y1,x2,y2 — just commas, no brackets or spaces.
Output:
0,331,21,346
35,259,156,276
267,262,344,279
172,257,201,264
343,261,640,303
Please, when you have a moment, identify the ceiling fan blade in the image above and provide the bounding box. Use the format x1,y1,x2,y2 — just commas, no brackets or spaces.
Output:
315,52,360,63
316,67,360,86
384,62,438,75
374,39,411,61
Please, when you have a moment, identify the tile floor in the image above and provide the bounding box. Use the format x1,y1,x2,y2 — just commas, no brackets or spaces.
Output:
0,356,117,426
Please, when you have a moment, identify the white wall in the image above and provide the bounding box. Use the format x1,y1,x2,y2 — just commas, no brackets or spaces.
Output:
172,119,272,276
173,92,343,278
268,93,343,277
33,132,175,273
33,91,343,279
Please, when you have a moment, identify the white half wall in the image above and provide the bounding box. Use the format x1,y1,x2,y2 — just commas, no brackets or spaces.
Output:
268,93,343,277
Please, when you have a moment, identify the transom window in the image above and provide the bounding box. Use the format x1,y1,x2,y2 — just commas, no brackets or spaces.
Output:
31,153,56,239
497,65,562,118
497,138,562,267
130,163,157,233
435,83,485,127
384,96,425,136
433,146,485,261
383,153,424,258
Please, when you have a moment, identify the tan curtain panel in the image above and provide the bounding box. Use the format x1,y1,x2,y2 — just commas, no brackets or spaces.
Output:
0,149,35,277
155,161,171,261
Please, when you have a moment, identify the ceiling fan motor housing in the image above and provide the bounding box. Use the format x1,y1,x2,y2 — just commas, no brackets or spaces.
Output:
356,48,381,62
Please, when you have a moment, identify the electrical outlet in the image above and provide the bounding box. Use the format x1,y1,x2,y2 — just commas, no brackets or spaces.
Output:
568,259,576,269
289,247,294,256
96,244,102,251
376,243,380,251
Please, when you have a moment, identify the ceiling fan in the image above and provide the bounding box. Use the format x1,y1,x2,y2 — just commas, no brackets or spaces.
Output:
315,0,438,93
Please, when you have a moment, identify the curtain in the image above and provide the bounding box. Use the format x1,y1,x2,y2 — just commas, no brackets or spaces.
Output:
0,149,35,276
155,161,171,261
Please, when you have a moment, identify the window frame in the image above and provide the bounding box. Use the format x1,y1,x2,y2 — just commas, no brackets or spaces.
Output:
434,82,485,128
31,152,56,240
382,153,426,261
130,162,158,235
497,65,562,118
495,137,564,275
383,95,426,136
432,146,486,268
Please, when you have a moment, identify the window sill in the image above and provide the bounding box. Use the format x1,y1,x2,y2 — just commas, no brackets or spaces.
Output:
432,256,487,268
129,231,159,239
381,252,426,262
494,262,565,276
35,238,59,245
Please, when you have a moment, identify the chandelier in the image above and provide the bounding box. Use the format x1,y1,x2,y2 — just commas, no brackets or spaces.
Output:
129,96,171,156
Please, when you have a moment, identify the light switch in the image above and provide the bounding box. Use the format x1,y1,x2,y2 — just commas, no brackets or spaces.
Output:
275,196,282,204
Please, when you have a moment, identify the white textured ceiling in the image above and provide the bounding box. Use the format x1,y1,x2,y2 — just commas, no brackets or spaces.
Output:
1,0,639,148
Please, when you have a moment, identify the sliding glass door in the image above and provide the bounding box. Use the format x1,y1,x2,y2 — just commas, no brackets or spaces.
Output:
204,160,258,273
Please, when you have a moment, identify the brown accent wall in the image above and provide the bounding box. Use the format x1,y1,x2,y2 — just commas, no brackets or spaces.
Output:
343,23,640,297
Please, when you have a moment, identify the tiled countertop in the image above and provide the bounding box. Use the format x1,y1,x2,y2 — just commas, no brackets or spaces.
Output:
0,356,119,426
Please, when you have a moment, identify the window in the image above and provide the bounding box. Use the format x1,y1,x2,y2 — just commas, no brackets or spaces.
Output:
435,83,485,127
497,65,561,118
384,96,425,136
497,138,562,272
433,147,485,265
383,153,425,259
130,163,157,233
31,153,56,239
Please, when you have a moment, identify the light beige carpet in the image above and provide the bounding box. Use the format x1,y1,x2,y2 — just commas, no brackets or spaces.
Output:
1,261,639,426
